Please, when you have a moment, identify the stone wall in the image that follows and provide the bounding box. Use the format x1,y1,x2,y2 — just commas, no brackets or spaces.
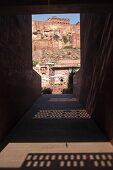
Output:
75,13,113,143
32,19,80,50
0,16,41,142
48,16,70,24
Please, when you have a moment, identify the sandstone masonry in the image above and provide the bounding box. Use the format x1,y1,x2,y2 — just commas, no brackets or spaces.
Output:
32,16,80,51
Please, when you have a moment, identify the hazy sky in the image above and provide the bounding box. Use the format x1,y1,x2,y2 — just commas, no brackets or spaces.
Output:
32,13,80,24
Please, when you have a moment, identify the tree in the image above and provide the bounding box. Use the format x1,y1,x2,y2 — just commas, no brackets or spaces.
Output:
32,60,38,67
68,69,75,93
53,34,59,41
63,35,68,44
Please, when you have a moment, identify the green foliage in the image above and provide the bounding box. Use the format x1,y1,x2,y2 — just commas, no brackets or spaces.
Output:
63,35,68,44
32,60,38,67
68,35,72,43
53,34,59,41
42,88,52,94
61,70,75,94
67,69,75,93
63,45,73,49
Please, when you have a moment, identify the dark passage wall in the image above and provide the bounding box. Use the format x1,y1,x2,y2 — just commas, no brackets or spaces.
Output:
76,13,113,143
0,16,41,142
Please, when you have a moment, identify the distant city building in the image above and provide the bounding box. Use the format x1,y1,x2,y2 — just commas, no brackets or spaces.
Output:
32,17,80,93
34,63,54,88
32,17,80,51
51,60,80,93
33,59,80,93
48,16,70,24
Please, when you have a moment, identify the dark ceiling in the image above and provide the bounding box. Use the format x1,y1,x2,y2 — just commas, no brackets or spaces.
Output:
0,1,113,14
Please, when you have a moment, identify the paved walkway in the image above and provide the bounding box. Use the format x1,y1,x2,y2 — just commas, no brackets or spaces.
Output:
0,94,113,170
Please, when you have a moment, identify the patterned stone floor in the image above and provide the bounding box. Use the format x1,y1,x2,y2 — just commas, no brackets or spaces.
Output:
23,152,113,169
0,94,113,170
34,110,90,119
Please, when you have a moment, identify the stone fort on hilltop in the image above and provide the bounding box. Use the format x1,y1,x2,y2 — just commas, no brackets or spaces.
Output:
32,17,80,92
32,16,80,51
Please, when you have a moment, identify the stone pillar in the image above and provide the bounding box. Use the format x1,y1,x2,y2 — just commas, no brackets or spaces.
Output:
0,16,41,142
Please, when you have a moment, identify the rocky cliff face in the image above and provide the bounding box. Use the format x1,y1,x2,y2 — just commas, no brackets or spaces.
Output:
33,48,80,65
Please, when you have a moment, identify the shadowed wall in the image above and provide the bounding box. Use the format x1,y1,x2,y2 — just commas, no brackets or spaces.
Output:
0,16,41,142
0,2,113,146
75,13,113,144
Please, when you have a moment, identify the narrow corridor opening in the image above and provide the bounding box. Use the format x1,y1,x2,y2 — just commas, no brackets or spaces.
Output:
32,13,80,94
0,2,113,169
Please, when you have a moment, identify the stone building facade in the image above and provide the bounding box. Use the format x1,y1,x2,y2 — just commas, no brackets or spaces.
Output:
32,17,80,92
32,17,80,51
48,16,70,24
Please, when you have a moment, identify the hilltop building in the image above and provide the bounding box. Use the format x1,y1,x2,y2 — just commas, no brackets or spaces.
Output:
32,17,80,92
32,17,80,51
48,16,70,24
